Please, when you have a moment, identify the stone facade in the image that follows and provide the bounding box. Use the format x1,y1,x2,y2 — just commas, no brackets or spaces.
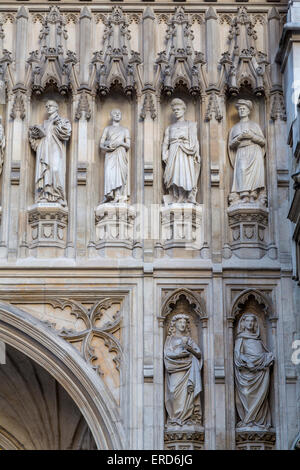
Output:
0,0,299,451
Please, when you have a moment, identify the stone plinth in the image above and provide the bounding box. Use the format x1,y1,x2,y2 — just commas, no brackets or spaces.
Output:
164,425,204,450
235,429,276,450
227,203,269,259
95,203,136,257
28,203,68,257
160,204,203,257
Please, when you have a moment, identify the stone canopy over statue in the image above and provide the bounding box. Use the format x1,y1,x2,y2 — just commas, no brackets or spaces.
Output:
100,109,130,204
162,99,201,204
29,100,71,207
234,312,274,430
228,99,266,205
164,313,203,427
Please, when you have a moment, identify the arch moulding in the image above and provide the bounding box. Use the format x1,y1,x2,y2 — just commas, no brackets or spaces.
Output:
0,302,126,450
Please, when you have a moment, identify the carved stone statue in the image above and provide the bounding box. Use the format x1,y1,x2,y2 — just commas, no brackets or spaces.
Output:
234,312,274,430
162,98,200,204
100,109,130,203
29,100,71,207
228,99,266,204
0,116,5,176
164,313,203,427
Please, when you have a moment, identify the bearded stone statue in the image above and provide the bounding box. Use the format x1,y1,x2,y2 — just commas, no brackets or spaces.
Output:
29,100,71,207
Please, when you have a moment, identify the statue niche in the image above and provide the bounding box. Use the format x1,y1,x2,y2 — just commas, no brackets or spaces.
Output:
226,98,270,259
231,290,277,450
162,98,201,205
234,312,274,430
228,98,266,207
99,109,130,204
164,313,203,427
162,291,205,450
29,99,71,207
27,98,71,255
94,102,136,257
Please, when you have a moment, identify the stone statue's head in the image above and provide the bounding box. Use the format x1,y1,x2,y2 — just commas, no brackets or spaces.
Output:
45,100,59,115
167,313,191,336
170,98,186,120
110,109,122,122
235,99,252,119
238,312,259,334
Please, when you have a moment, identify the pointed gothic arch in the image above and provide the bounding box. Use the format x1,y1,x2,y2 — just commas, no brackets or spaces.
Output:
161,288,206,322
230,288,276,320
0,302,126,450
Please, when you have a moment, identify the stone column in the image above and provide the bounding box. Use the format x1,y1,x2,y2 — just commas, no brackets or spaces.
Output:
205,7,223,262
79,7,92,87
15,6,28,87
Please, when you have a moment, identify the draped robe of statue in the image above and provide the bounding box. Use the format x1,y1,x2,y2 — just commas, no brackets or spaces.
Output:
30,113,71,206
162,121,200,202
234,317,274,429
0,117,5,176
101,125,130,202
164,332,202,426
229,120,266,194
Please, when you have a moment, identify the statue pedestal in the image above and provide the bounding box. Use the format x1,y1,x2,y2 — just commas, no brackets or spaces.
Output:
95,203,136,257
160,204,203,258
227,203,269,259
235,429,276,450
28,203,68,257
164,425,205,450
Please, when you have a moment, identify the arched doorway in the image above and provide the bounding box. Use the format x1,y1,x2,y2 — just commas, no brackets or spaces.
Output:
0,302,125,449
0,344,97,450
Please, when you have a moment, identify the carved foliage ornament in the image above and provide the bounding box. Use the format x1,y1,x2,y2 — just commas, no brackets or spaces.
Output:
10,91,26,120
270,93,286,121
92,7,141,96
156,7,206,97
205,93,223,122
140,93,157,121
75,92,91,121
219,7,270,96
47,298,123,376
27,6,77,95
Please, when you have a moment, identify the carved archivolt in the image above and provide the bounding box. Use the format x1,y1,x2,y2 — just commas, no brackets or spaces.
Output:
156,7,206,96
219,7,270,96
205,92,223,122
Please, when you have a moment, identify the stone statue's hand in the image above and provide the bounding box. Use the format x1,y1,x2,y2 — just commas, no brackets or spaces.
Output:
240,131,252,139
